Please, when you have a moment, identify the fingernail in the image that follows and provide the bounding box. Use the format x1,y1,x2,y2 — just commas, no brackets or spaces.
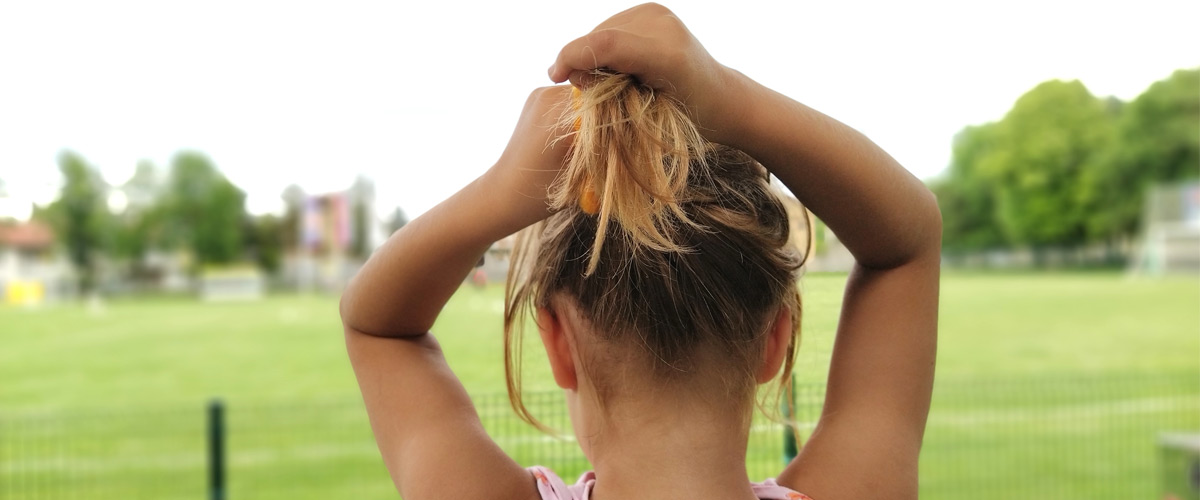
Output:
547,64,556,80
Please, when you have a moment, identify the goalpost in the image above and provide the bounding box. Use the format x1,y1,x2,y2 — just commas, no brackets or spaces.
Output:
1131,182,1200,275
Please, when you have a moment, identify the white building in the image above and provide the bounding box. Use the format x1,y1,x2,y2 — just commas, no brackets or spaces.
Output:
0,221,66,304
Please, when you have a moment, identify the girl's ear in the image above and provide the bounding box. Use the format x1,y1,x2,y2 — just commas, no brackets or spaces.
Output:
756,305,793,384
537,306,578,390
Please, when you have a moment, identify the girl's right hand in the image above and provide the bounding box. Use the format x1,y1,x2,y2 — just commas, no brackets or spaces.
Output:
547,3,736,142
486,85,575,233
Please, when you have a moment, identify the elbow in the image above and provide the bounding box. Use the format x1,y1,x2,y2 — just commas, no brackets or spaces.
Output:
338,283,425,338
338,292,352,327
338,292,357,334
339,285,367,335
898,186,942,267
871,186,942,270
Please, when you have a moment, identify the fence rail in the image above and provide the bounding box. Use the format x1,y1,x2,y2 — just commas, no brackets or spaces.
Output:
2,373,1197,499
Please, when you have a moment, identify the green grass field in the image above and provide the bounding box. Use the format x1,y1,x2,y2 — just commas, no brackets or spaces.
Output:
2,272,1197,499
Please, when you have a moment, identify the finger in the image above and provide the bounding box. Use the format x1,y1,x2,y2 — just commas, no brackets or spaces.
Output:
567,70,604,89
549,29,640,83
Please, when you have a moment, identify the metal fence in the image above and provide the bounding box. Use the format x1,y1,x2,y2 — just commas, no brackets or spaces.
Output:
2,373,1196,499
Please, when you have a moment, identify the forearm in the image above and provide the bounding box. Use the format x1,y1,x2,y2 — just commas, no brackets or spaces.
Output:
339,169,548,337
717,69,942,269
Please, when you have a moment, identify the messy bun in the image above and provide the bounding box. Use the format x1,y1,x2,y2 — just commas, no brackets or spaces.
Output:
548,71,706,273
505,70,806,430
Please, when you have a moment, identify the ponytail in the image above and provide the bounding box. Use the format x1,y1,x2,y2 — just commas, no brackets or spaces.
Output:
550,71,708,274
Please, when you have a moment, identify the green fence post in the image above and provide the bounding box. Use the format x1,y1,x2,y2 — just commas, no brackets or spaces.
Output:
208,399,226,500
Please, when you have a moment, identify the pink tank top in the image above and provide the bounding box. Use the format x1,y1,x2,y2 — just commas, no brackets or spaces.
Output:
529,466,815,500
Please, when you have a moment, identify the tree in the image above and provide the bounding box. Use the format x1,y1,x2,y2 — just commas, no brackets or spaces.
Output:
933,123,1007,252
385,206,409,235
1091,68,1200,242
122,160,165,211
280,184,306,251
113,161,167,271
48,151,112,294
245,214,284,274
164,151,247,269
349,176,376,258
193,178,245,265
350,199,371,258
933,71,1199,264
982,80,1115,251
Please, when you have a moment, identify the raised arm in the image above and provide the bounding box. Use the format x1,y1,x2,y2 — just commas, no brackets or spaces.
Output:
339,88,569,338
724,70,941,500
338,87,571,500
550,4,940,499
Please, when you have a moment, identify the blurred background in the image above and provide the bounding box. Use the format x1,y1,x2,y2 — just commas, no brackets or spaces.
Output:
1,0,1197,499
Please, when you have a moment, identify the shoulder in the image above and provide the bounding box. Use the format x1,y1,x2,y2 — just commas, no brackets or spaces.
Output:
529,466,594,500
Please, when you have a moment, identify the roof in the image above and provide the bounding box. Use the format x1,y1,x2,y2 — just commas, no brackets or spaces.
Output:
0,221,55,249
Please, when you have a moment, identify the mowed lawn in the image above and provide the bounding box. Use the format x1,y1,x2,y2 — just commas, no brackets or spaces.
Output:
3,272,1196,408
1,271,1197,499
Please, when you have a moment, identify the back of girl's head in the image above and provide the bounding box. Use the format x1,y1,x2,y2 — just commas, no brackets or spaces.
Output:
504,71,804,429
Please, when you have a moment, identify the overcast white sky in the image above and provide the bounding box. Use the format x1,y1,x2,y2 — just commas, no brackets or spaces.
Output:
1,0,1196,220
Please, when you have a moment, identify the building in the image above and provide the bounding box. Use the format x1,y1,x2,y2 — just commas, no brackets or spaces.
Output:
281,177,379,292
0,221,64,305
1132,182,1200,275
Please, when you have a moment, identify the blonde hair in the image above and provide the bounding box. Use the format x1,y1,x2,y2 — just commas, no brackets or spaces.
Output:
504,71,806,430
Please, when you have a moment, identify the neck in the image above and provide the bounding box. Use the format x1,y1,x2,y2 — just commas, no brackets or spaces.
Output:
581,392,760,500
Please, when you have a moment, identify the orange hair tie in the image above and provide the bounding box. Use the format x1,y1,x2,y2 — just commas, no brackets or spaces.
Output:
579,186,600,215
571,86,597,214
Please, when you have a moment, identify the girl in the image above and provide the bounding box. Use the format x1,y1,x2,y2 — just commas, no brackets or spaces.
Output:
340,4,940,500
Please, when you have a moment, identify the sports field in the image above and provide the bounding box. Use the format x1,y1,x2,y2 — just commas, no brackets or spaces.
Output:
1,271,1197,499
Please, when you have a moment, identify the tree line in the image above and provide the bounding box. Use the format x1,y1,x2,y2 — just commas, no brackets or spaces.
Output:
31,151,283,294
28,151,406,295
10,69,1195,293
931,68,1198,262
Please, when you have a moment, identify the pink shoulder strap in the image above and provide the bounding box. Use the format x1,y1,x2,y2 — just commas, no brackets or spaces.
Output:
753,478,816,500
528,466,813,500
529,466,591,500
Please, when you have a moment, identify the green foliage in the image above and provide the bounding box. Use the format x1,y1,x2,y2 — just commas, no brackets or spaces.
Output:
935,69,1200,256
36,151,264,280
350,199,370,258
933,124,1007,252
245,213,285,274
112,161,168,270
196,179,245,264
986,80,1115,248
164,151,248,268
48,151,113,294
112,205,167,273
1091,68,1200,240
